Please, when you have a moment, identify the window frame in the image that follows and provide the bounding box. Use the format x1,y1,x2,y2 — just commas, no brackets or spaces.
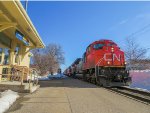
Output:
93,43,105,50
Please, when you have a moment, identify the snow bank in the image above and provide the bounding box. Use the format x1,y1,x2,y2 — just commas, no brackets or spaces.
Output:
48,74,67,79
135,87,150,92
39,74,67,81
130,70,150,73
0,90,19,113
38,76,50,80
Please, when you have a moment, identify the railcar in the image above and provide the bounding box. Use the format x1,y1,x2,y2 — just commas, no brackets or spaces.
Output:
65,39,131,87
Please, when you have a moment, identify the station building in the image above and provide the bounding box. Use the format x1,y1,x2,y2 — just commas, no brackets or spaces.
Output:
0,1,45,82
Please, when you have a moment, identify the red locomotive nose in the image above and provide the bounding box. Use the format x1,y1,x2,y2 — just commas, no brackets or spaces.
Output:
65,39,131,87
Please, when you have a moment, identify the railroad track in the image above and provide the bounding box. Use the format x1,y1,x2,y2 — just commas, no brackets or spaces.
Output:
107,86,150,105
67,75,150,104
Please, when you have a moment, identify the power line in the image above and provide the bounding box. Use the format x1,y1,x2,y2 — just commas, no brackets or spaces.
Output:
126,23,150,39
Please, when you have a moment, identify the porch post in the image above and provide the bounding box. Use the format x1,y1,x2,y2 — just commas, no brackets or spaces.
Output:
8,40,16,81
9,41,16,65
0,49,5,82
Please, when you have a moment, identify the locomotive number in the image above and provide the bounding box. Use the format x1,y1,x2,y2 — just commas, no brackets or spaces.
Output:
104,53,121,61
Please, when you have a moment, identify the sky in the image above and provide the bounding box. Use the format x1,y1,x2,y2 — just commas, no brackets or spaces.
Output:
21,1,150,71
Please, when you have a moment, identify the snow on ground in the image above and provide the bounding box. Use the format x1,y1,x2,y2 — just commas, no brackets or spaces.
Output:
135,87,150,92
48,74,67,79
130,70,150,91
38,76,50,80
0,90,19,113
130,70,150,72
39,74,67,81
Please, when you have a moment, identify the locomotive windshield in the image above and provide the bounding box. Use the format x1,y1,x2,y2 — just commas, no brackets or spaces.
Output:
107,42,117,46
93,43,104,49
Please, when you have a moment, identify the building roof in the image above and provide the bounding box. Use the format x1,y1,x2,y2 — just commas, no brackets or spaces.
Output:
0,1,45,48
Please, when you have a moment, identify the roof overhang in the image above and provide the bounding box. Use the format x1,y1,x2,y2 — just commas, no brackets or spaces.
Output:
0,1,45,48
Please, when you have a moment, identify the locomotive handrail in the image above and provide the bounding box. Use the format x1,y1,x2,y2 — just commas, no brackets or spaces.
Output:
95,57,104,82
95,57,104,67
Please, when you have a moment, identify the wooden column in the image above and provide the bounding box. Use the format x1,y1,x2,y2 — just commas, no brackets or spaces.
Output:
0,49,5,82
21,67,24,85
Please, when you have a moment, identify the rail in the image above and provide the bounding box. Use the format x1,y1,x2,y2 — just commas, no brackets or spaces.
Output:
107,86,150,104
95,57,104,82
71,72,150,104
28,68,39,90
0,65,39,89
0,65,28,84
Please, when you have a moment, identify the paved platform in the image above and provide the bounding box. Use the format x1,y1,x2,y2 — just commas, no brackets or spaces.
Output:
7,78,150,113
0,81,39,93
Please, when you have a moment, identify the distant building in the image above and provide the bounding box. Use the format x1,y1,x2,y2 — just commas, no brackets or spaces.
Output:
127,59,150,70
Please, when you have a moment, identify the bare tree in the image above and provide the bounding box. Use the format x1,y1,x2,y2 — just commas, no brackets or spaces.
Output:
44,44,65,65
124,37,148,70
31,44,65,75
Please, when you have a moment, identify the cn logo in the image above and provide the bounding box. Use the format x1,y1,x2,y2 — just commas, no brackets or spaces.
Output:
104,53,121,61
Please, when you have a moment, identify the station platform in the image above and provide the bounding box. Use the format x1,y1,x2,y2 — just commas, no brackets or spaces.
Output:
6,78,150,113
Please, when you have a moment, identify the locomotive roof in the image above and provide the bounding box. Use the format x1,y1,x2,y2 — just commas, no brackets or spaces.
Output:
96,39,114,43
71,58,82,66
87,39,116,47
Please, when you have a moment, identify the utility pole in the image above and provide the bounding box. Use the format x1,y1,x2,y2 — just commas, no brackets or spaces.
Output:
25,0,28,12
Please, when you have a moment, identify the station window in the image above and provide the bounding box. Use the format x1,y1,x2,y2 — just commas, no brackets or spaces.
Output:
4,48,10,65
0,48,2,54
93,44,104,50
0,56,1,64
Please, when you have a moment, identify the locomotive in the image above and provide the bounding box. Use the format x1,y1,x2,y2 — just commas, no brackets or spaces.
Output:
64,39,131,87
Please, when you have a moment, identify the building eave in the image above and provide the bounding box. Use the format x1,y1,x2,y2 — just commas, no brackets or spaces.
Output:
0,1,45,48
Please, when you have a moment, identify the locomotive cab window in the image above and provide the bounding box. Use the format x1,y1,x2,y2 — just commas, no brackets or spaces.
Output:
86,46,91,53
93,44,104,50
83,53,86,63
107,43,117,46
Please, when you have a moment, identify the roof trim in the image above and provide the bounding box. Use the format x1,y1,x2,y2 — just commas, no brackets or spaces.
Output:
15,1,45,48
0,1,45,48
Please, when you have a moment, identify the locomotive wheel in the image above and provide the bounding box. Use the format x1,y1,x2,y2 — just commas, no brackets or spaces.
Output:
88,77,92,83
92,78,97,85
102,78,110,87
83,71,87,81
89,77,95,84
96,76,104,87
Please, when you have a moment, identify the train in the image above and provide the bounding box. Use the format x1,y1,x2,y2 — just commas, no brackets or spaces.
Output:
64,39,131,87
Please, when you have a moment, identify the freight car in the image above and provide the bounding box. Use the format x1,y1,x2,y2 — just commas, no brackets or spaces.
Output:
64,39,131,87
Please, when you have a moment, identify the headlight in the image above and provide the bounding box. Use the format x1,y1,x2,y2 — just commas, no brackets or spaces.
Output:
107,61,110,64
111,47,114,52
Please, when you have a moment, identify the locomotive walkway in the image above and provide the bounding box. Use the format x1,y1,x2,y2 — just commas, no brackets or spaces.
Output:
7,77,150,113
